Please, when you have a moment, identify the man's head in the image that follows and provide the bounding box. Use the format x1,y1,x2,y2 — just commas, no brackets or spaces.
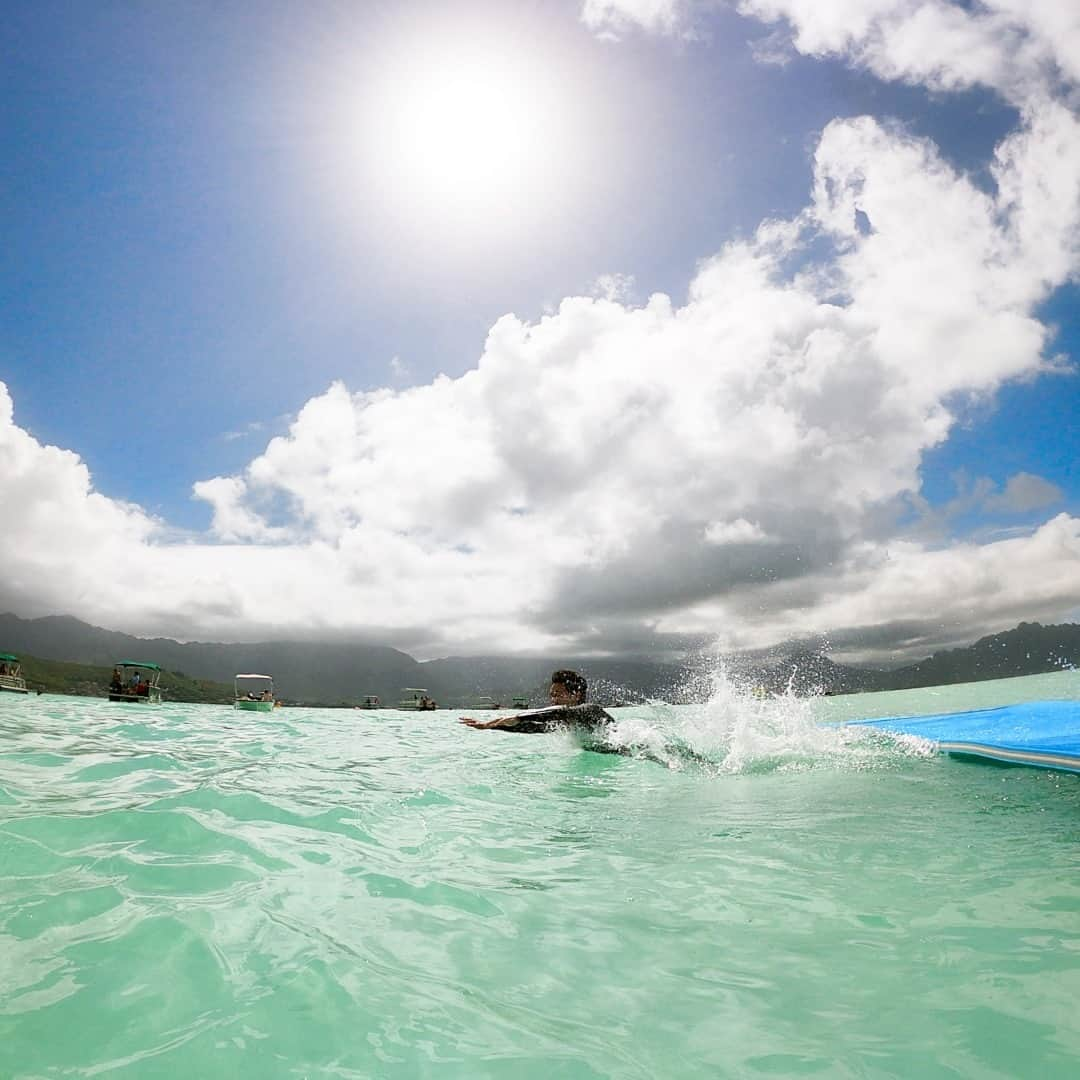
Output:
549,669,587,706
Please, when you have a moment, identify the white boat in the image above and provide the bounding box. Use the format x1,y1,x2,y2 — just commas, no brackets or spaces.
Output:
0,653,30,694
108,661,164,704
356,694,381,709
234,673,275,711
396,687,437,711
468,695,502,710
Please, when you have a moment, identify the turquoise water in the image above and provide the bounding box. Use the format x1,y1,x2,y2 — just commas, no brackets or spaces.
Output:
3,671,1080,1078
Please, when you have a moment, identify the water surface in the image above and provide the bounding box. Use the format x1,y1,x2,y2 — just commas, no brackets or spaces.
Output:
2,671,1080,1077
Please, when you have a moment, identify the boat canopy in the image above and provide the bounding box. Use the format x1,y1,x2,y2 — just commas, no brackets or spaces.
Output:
117,661,161,670
0,653,18,662
401,687,428,692
236,673,273,680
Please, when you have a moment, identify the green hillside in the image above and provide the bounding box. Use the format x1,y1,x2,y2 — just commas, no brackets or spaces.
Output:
16,654,233,703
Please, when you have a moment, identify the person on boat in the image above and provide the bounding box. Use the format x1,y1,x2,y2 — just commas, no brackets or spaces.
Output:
260,689,273,701
109,668,123,692
129,670,141,691
460,670,612,734
135,678,149,696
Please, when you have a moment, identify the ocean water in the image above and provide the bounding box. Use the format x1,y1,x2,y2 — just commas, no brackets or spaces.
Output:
2,671,1080,1078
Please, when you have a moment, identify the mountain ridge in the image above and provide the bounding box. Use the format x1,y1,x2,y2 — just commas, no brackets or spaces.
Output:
0,612,1077,703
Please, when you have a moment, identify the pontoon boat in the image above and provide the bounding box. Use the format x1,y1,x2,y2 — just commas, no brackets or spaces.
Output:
108,661,164,704
234,673,275,711
0,653,30,694
396,688,437,711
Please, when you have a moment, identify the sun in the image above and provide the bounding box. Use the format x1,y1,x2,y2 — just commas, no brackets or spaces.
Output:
399,65,542,199
360,35,574,228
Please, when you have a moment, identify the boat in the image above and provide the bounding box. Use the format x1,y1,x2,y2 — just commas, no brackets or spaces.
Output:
356,694,381,709
108,661,164,704
469,695,502,710
396,687,437,711
234,673,275,711
511,694,528,708
0,653,30,694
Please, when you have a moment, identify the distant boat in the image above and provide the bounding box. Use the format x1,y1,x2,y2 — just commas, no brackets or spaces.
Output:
468,695,502,710
356,694,381,709
0,653,30,694
234,673,275,712
396,687,437,711
511,694,528,708
108,661,164,704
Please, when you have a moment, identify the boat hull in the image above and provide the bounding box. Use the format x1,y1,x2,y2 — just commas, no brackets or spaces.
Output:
0,683,29,695
234,699,275,712
108,691,163,704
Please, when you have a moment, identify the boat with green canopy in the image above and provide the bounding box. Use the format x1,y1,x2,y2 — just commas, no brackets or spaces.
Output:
108,661,164,704
0,653,30,694
234,673,275,712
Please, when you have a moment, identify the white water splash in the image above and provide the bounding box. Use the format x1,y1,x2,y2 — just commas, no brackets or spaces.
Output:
596,665,935,773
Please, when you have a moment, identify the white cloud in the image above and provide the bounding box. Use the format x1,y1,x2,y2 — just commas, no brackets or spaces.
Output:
696,514,1080,663
739,0,1080,105
0,383,160,619
580,0,695,39
166,87,1080,653
591,272,636,302
705,518,769,544
4,1,1080,662
222,420,265,442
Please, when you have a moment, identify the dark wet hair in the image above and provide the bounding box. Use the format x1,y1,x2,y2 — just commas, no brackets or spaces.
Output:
551,669,587,700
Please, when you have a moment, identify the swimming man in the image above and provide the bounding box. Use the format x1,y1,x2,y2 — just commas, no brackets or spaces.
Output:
460,669,612,733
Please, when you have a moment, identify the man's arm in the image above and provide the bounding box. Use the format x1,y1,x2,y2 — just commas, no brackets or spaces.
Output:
460,714,521,729
460,707,561,732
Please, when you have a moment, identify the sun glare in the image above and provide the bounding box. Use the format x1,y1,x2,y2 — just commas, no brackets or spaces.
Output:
393,68,534,197
360,34,578,231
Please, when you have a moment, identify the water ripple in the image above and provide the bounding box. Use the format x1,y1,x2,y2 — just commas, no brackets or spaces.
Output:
2,689,1080,1077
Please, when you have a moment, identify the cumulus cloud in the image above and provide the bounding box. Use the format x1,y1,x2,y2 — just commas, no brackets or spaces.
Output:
739,0,1080,105
4,0,1080,662
0,383,160,618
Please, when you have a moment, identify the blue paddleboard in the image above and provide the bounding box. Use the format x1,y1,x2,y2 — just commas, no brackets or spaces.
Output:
851,699,1080,774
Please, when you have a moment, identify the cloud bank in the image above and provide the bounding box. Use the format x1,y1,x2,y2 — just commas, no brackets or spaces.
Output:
3,0,1080,662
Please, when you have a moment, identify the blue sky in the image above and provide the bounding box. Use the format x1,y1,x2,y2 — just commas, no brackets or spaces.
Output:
2,0,1079,661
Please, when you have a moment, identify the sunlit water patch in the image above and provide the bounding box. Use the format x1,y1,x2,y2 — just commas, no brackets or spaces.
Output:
2,676,1080,1078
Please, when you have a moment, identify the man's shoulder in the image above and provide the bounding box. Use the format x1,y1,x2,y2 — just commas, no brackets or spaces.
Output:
561,703,613,725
